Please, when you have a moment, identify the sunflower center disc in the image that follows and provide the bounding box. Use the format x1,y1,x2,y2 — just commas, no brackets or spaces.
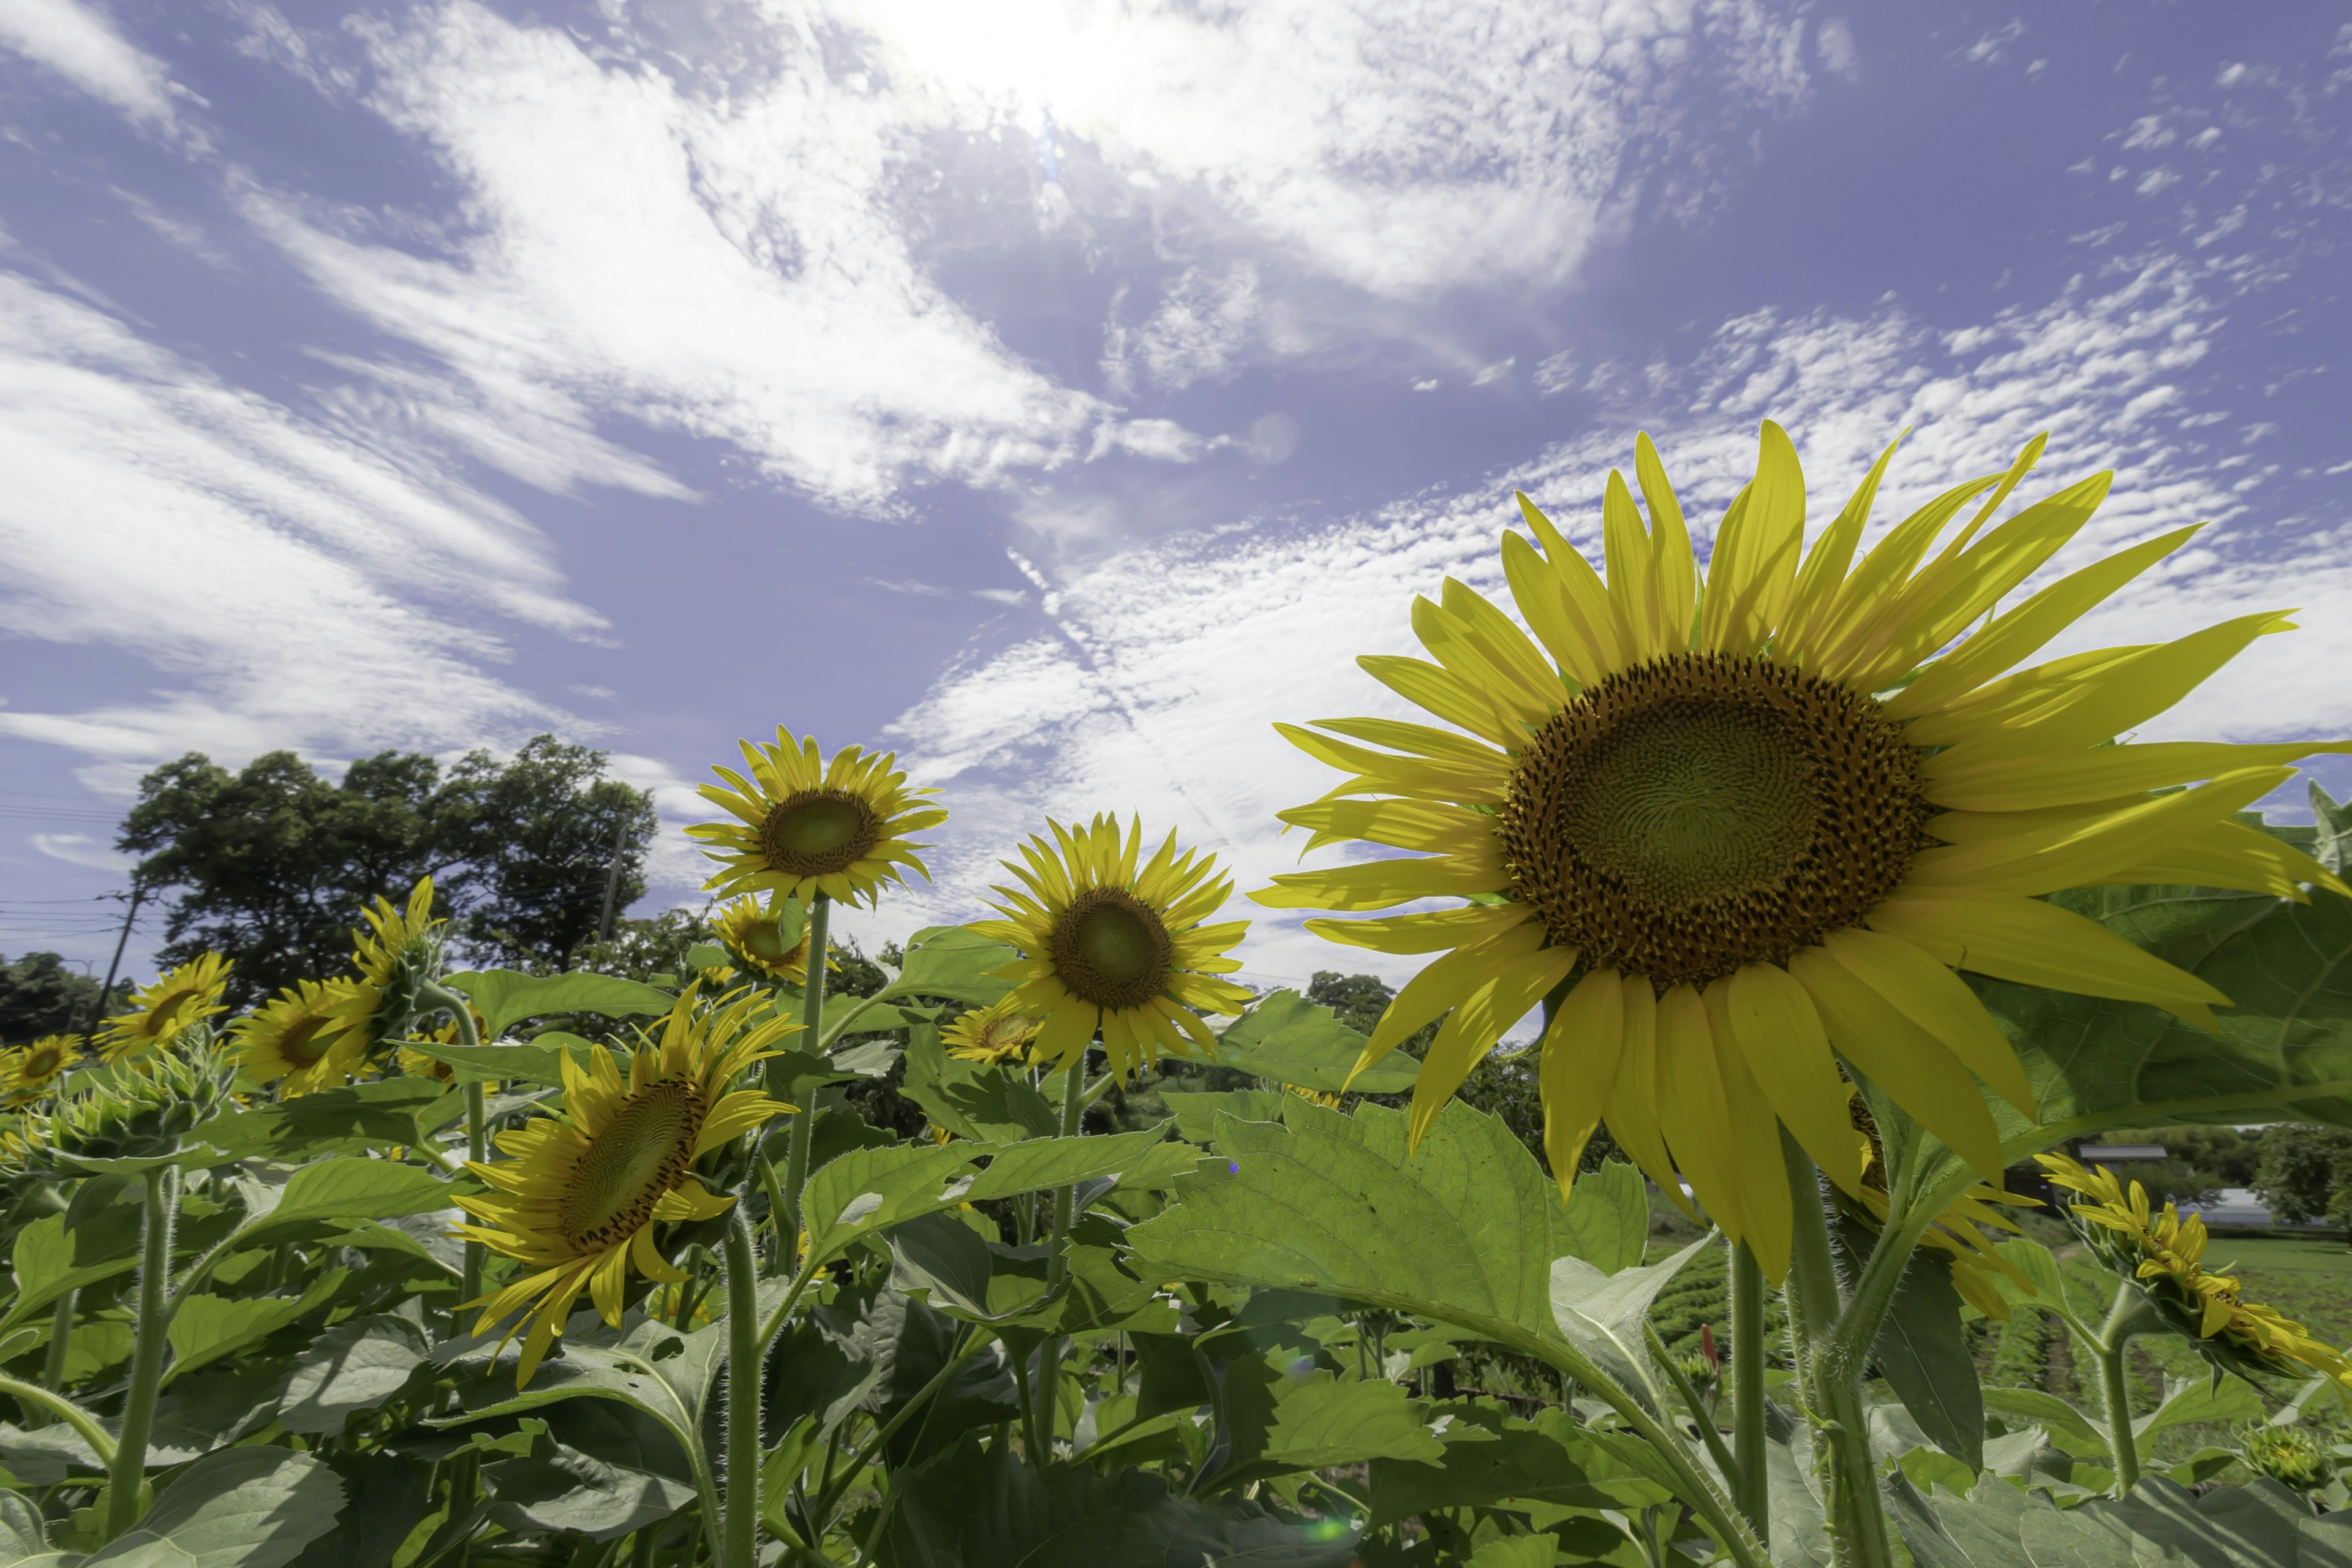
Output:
742,919,801,969
1051,888,1175,1011
278,1017,334,1066
1499,650,1929,988
761,790,881,878
561,1080,704,1250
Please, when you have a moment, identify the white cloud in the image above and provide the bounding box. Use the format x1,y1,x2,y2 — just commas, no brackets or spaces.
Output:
1103,264,1261,393
0,266,590,782
244,1,1109,518
1814,18,1859,80
0,0,179,129
30,832,130,871
874,255,2345,981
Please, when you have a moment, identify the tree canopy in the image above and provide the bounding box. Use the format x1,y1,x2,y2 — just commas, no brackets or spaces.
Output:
118,735,655,1004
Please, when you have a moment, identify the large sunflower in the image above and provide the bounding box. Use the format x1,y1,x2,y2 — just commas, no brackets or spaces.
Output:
973,816,1253,1080
227,978,366,1096
326,880,445,1055
96,954,232,1065
710,895,822,984
1256,422,2348,1278
453,985,796,1385
688,731,946,907
0,1035,80,1107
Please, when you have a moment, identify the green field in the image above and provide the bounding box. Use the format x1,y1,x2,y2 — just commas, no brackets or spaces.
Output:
2199,1234,2352,1278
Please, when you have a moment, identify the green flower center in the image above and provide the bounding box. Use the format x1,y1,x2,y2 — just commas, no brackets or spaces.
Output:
1049,888,1175,1012
277,1016,334,1066
559,1079,705,1250
760,790,881,879
1499,650,1928,988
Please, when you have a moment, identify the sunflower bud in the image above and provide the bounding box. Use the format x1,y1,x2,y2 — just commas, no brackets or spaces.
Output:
37,1033,234,1168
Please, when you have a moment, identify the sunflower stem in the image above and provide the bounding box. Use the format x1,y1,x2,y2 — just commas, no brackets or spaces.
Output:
40,1289,75,1402
1730,1241,1769,1545
1030,1051,1090,1453
105,1165,175,1542
423,981,490,1314
2095,1280,2157,1496
0,1373,113,1466
722,1210,763,1568
778,894,832,1250
1783,1135,1892,1568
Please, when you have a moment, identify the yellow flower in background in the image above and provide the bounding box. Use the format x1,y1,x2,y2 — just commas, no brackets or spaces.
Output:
2040,1151,2352,1387
689,731,946,908
1287,1084,1346,1111
1257,421,2349,1279
96,954,232,1065
228,978,365,1096
941,995,1041,1066
711,895,823,984
1849,1091,2037,1319
453,984,797,1385
973,816,1253,1080
0,1035,80,1106
327,880,447,1053
396,1008,485,1085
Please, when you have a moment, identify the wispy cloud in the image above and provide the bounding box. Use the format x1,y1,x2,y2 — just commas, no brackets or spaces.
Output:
0,0,182,131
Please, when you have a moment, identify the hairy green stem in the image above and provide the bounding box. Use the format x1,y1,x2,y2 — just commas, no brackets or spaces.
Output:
40,1289,75,1402
1030,1054,1089,1451
1783,1137,1891,1568
779,895,832,1250
2095,1280,2158,1496
0,1373,113,1466
105,1166,176,1541
423,981,491,1311
722,1212,762,1568
1645,1321,1740,1496
1730,1242,1769,1545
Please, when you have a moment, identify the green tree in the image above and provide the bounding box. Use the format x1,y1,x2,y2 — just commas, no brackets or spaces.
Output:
118,736,654,1003
2252,1124,2352,1238
0,951,121,1043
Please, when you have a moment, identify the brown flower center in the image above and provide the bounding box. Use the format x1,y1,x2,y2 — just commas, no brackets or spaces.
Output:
1498,650,1928,989
278,1016,335,1066
759,790,881,878
1049,887,1175,1012
559,1079,706,1250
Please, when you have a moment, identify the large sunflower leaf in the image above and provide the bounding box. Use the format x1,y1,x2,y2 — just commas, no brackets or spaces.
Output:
1978,884,2352,1148
1124,1099,1621,1355
166,1267,347,1384
441,971,676,1038
884,928,1019,1008
0,1212,143,1335
77,1446,346,1568
900,1027,1057,1144
274,1316,432,1436
234,1159,456,1242
1210,991,1420,1094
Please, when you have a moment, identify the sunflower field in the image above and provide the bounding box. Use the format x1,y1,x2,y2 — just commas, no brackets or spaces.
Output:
7,423,2352,1568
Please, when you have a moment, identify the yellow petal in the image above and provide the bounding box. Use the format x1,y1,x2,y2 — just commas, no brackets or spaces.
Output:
1359,655,1523,748
1700,420,1804,657
1807,472,2002,677
1413,594,1559,729
1303,903,1535,956
1785,945,2004,1182
1537,969,1627,1199
1777,432,1903,665
1512,495,1634,677
1359,919,1553,1065
1719,963,1868,1194
1653,985,1749,1243
1603,977,1687,1211
1633,432,1697,652
2084,820,2350,902
1277,798,1503,858
1819,927,2035,1115
1407,946,1580,1148
1602,468,1662,661
1706,984,1793,1281
1921,739,2352,812
1253,854,1502,911
1906,766,2293,895
1865,892,2226,1028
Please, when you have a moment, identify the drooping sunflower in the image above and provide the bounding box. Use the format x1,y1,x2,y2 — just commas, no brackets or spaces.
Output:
2040,1151,2352,1387
688,731,947,908
710,895,822,984
1257,422,2350,1278
453,984,796,1385
972,816,1253,1080
0,1035,80,1106
941,995,1041,1065
227,978,366,1096
96,954,232,1065
326,880,446,1056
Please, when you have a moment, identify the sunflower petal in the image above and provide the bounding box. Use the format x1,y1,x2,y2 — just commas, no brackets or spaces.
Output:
1866,892,2227,1027
1537,969,1627,1200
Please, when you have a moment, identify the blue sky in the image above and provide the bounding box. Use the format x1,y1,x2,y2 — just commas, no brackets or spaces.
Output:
2,0,2349,995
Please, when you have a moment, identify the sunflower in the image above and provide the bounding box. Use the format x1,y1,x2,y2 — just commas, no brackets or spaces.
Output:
1256,422,2350,1278
2040,1151,2351,1386
96,954,232,1065
0,1035,80,1106
941,996,1041,1066
710,895,824,984
326,880,446,1055
227,978,366,1096
1287,1084,1346,1112
453,984,796,1385
972,816,1253,1080
688,731,946,908
396,1009,484,1085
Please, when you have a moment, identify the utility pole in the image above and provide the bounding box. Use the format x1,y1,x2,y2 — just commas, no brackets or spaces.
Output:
85,883,145,1035
595,812,629,944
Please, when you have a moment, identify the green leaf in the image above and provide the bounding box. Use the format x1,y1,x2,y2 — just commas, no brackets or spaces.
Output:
0,1492,46,1560
276,1316,431,1436
758,1416,821,1541
1126,1100,1617,1358
1547,1235,1715,1414
885,928,1017,1008
239,1160,456,1240
484,1444,696,1542
1980,1384,2105,1455
682,943,731,973
1253,1372,1446,1471
1983,885,2352,1150
886,1212,1003,1322
201,1080,456,1163
1890,1472,2352,1568
774,897,808,955
2311,781,2352,877
442,970,675,1038
900,1027,1057,1144
1559,1160,1648,1275
81,1446,345,1568
802,1145,979,1267
1,1213,142,1335
1869,1245,1983,1470
398,1039,602,1088
166,1267,347,1383
1464,1540,1556,1568
963,1130,1188,1202
1367,1408,1666,1527
1161,1089,1290,1144
1211,990,1419,1094
285,1453,431,1568
2133,1372,2264,1444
